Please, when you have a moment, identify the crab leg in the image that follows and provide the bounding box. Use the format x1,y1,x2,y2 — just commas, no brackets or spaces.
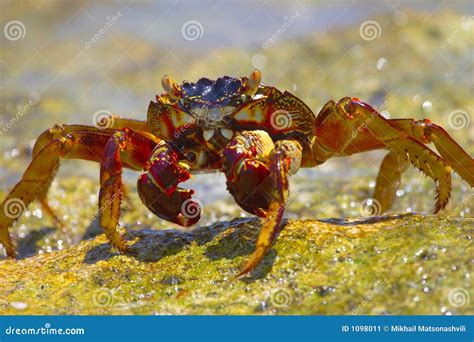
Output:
333,116,473,211
26,120,152,226
345,98,455,213
0,128,156,257
223,130,302,277
99,129,156,252
388,119,474,186
313,98,457,213
373,151,411,213
32,120,151,157
1,130,113,257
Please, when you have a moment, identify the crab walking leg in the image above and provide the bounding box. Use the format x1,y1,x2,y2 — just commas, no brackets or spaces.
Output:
388,119,474,186
339,98,453,213
30,125,119,228
372,119,473,211
336,117,473,211
27,123,154,228
373,152,411,213
32,121,152,157
223,131,302,277
0,131,117,257
99,129,157,252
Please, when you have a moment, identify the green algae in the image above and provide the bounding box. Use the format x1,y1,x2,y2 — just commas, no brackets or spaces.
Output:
0,214,472,315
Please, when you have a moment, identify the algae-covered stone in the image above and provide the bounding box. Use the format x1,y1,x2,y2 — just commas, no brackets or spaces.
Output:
0,215,472,315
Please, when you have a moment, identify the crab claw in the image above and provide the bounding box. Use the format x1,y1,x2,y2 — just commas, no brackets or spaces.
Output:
234,150,290,279
244,69,261,98
161,74,182,100
137,142,201,227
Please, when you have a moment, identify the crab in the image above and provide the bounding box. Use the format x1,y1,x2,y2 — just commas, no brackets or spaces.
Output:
1,70,473,277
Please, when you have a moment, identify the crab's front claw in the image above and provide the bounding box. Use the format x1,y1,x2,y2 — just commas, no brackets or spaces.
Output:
223,131,302,278
137,142,200,227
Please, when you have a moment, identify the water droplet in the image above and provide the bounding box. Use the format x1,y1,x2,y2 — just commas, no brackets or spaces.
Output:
369,181,376,188
376,58,387,70
413,296,420,302
396,190,405,197
422,101,432,112
11,148,20,158
11,302,28,310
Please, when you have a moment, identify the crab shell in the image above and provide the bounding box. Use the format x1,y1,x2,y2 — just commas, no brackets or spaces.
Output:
147,70,317,168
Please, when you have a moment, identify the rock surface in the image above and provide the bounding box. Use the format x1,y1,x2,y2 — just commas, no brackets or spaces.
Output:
0,215,472,315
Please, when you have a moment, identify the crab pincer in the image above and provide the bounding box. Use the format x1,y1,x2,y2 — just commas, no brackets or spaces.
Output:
137,141,201,227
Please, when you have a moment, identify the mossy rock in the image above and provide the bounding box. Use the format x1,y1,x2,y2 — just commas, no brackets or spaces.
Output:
0,215,472,315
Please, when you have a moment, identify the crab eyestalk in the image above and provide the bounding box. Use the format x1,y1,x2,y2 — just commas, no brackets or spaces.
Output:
161,74,182,100
244,69,262,98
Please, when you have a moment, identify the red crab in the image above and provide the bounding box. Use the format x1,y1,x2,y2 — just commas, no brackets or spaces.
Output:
1,70,473,277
